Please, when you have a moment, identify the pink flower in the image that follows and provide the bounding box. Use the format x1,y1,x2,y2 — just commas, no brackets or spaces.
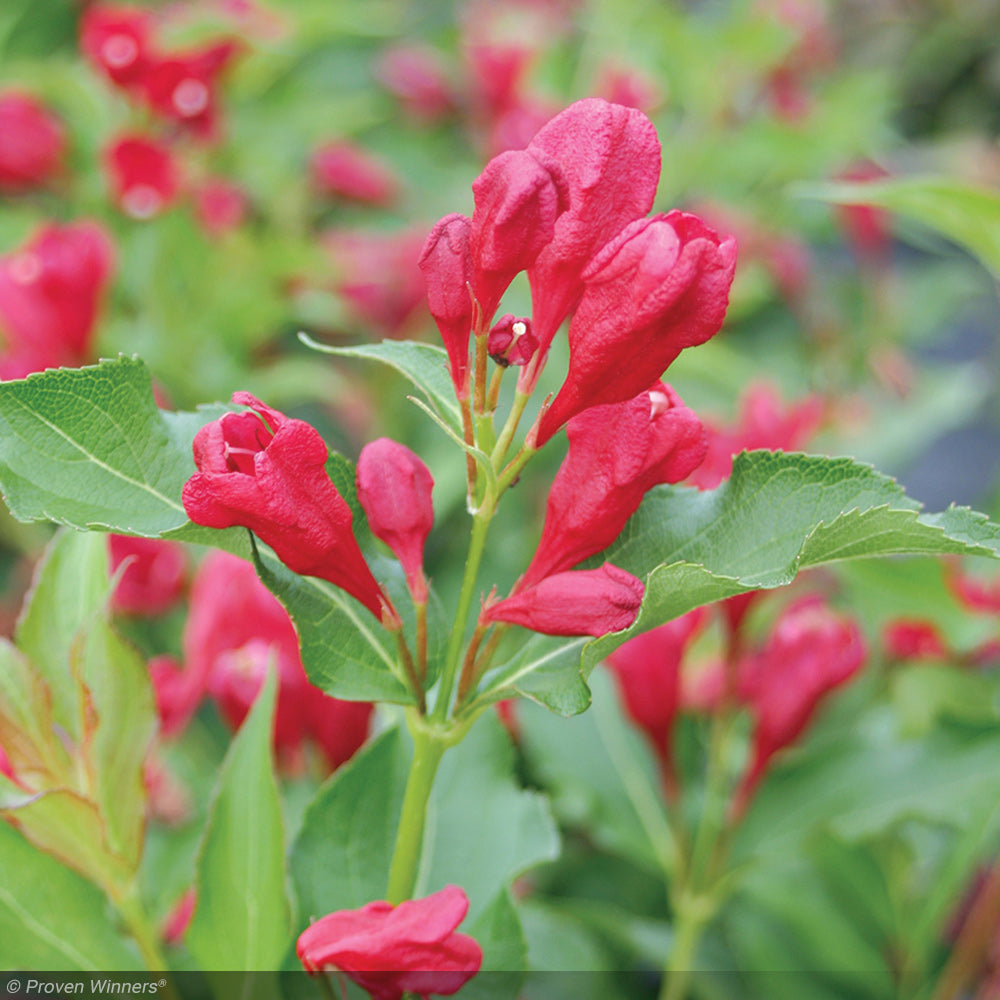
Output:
192,177,248,237
104,135,181,219
948,564,1000,615
523,383,706,588
536,211,737,445
109,535,187,616
525,99,662,355
732,598,866,816
356,439,434,601
469,147,569,323
296,885,482,1000
148,654,201,739
882,619,948,662
0,221,114,379
375,45,456,122
0,92,65,193
484,564,644,638
310,141,401,206
162,889,196,946
418,214,474,397
688,382,825,490
182,393,388,619
79,4,154,90
606,609,708,789
0,743,17,784
487,315,537,367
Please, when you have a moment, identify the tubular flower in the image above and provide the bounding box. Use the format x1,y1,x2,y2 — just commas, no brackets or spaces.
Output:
536,211,737,445
181,393,388,619
0,92,65,193
356,438,434,600
0,221,114,379
109,535,187,616
484,563,644,638
525,98,662,354
79,4,154,90
104,134,181,219
418,213,475,398
469,146,569,324
487,315,537,367
310,140,401,206
297,885,482,1000
522,383,706,588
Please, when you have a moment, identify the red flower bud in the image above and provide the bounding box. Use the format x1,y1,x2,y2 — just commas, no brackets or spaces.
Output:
536,211,737,445
356,438,434,600
375,45,456,122
487,315,537,367
296,885,482,1000
0,92,65,194
523,383,706,587
192,177,248,238
419,213,474,399
109,535,187,616
310,141,401,206
79,4,153,90
484,563,644,637
469,147,569,323
104,135,181,219
526,98,662,352
148,654,201,739
882,619,948,662
182,393,387,619
0,221,115,379
733,598,866,815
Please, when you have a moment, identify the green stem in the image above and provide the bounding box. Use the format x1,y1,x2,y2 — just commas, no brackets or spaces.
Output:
385,725,447,904
116,885,168,973
491,390,531,472
432,505,493,723
660,891,713,1000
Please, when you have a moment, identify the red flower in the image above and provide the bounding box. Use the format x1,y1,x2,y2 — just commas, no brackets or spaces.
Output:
162,889,196,946
833,161,892,263
182,393,388,619
536,211,737,445
310,141,401,206
0,92,65,193
0,221,114,379
375,45,456,122
484,563,644,637
79,4,154,90
487,315,537,367
418,214,474,397
192,177,248,237
525,99,662,355
883,619,948,662
523,383,705,588
297,885,482,1000
148,655,201,739
356,438,434,601
948,564,1000,615
109,535,187,616
104,135,181,219
469,147,569,323
733,598,866,815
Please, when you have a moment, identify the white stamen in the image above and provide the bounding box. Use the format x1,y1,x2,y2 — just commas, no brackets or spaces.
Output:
649,390,670,419
511,320,526,337
122,184,163,219
172,78,209,117
101,34,138,69
9,253,41,285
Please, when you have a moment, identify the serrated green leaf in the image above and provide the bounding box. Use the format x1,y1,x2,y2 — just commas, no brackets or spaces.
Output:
74,617,157,870
300,337,462,434
798,176,1000,275
15,530,110,736
0,823,141,971
188,670,291,971
583,451,1000,669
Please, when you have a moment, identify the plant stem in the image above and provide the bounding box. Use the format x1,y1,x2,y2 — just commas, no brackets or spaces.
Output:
491,389,531,472
660,890,713,1000
116,885,168,973
385,725,447,904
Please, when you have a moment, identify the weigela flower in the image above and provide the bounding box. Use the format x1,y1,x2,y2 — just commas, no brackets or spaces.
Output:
192,177,248,238
79,4,154,90
484,563,644,637
487,315,537,367
418,213,474,397
375,45,456,122
0,92,65,194
310,141,401,206
104,135,181,219
469,147,569,323
536,210,737,445
523,383,706,588
182,393,388,619
148,654,201,739
733,598,866,814
606,609,708,786
356,438,434,601
109,535,187,616
947,563,1000,615
882,619,948,662
296,885,482,1000
184,551,373,769
0,221,114,379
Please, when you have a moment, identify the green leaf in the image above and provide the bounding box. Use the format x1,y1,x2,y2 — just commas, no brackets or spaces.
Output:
15,530,110,736
300,336,462,434
798,176,1000,276
292,715,558,932
462,890,526,1000
0,823,141,971
187,669,292,971
584,451,1000,669
74,617,157,870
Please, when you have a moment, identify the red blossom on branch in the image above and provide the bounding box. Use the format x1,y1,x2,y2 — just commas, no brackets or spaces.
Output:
0,92,66,194
104,134,181,219
109,535,187,616
297,885,482,1000
310,141,401,206
181,393,389,620
79,4,154,91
